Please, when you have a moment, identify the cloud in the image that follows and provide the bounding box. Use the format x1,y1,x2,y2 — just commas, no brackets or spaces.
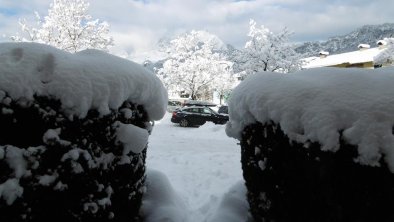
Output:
1,0,394,61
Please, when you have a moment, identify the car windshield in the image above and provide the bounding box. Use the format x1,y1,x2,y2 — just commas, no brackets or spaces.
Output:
168,101,182,106
202,107,212,114
207,107,219,115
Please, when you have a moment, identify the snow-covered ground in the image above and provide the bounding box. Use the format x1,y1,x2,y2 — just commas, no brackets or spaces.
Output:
142,112,251,222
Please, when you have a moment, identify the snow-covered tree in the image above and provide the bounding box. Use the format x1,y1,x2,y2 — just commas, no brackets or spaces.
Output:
158,30,233,100
212,67,235,104
374,38,394,66
234,19,302,78
11,0,113,53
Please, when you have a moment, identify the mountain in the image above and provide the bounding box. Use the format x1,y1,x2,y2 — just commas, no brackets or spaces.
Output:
296,23,394,56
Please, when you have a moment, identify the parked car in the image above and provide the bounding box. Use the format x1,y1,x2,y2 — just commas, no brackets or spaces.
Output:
171,106,229,127
218,105,228,114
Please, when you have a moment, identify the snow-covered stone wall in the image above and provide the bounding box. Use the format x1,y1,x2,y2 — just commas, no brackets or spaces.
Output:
227,67,394,222
0,42,167,221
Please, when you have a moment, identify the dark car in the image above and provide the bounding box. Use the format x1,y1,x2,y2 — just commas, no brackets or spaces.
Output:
218,105,228,114
171,106,229,127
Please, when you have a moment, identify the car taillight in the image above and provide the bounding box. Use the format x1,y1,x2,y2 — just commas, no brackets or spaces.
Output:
172,111,177,117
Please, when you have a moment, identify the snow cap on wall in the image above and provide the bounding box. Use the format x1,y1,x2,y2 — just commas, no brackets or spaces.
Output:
226,67,394,172
0,42,168,121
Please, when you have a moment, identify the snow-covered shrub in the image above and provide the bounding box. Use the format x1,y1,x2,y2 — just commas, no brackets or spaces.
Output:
0,42,167,221
226,67,394,222
240,122,394,222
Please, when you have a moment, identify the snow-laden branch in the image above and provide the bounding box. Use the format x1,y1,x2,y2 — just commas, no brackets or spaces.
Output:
10,0,113,53
158,30,234,100
234,19,302,78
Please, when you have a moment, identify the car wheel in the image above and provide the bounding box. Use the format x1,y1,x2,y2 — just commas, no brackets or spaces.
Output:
179,118,189,127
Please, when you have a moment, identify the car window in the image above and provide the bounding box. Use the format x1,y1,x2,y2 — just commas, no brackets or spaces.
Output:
184,108,200,113
202,107,212,114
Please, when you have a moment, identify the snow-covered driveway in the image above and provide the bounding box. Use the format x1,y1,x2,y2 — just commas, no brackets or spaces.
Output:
144,112,249,222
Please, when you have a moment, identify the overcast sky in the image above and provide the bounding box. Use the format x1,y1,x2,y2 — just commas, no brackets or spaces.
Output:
1,0,394,62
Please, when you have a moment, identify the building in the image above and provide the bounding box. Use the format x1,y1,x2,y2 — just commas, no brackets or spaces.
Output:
303,40,390,69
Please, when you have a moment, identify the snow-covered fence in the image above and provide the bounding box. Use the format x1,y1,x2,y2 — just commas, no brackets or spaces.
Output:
226,67,394,222
0,43,167,221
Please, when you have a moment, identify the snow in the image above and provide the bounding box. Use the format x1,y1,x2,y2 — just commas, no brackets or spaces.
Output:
12,0,113,53
0,145,43,204
97,186,113,208
0,179,24,205
226,67,394,172
377,39,388,46
234,19,301,76
42,128,71,147
319,51,329,55
158,30,233,101
0,42,250,221
114,121,149,155
61,149,82,161
42,128,61,144
374,37,394,65
53,181,68,191
141,169,188,222
143,112,251,222
208,181,251,222
0,42,167,212
304,46,386,68
37,174,58,186
0,42,167,121
358,44,371,49
2,146,27,179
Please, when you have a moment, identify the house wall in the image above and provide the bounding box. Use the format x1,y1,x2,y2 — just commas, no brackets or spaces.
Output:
330,61,375,69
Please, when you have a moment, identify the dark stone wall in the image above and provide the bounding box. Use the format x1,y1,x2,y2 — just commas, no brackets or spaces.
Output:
0,95,150,222
241,122,394,222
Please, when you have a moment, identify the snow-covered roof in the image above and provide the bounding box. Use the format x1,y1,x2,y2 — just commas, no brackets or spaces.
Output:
319,51,329,56
303,47,386,69
0,42,168,121
358,43,370,49
226,67,394,172
377,39,387,46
